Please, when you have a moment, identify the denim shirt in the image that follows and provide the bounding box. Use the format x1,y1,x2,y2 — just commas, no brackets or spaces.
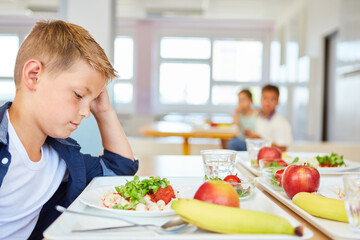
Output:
0,102,139,239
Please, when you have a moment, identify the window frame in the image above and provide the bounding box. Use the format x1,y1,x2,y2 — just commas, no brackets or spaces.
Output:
0,23,32,105
113,26,137,114
153,27,272,114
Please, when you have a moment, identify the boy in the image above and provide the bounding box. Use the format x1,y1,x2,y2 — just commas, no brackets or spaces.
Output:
245,84,292,151
0,20,138,239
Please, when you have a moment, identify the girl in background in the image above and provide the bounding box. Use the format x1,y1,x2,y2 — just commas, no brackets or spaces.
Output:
227,89,258,151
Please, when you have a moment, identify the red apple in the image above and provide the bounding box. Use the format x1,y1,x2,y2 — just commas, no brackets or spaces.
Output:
282,165,320,199
194,180,240,207
257,147,282,164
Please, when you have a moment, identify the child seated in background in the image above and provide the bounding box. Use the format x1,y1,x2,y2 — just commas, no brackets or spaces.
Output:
0,20,138,240
227,89,258,151
245,84,292,151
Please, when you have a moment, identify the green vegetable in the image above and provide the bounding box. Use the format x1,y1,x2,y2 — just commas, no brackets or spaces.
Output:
112,202,136,210
269,161,280,167
113,176,170,209
316,153,346,167
204,175,222,181
235,186,251,198
290,157,318,168
270,167,283,187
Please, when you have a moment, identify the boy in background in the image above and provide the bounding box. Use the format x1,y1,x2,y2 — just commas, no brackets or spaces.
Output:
0,20,138,239
245,84,292,151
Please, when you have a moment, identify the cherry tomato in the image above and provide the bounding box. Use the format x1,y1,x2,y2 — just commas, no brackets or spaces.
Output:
275,159,288,167
223,174,241,183
275,169,285,186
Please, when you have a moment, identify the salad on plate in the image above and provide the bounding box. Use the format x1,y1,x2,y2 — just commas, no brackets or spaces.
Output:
290,153,346,168
101,176,179,211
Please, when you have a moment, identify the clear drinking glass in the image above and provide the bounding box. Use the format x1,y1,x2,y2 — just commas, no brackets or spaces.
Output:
201,149,237,179
343,175,360,232
245,139,271,168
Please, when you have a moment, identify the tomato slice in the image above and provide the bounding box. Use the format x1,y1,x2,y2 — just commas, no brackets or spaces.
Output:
149,185,176,204
275,169,285,186
320,162,331,167
223,175,241,183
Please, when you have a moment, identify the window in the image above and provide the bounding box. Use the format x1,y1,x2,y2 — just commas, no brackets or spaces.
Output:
159,62,210,105
211,85,238,105
113,36,135,111
212,40,263,82
292,86,309,139
0,35,19,104
160,37,211,59
286,41,299,82
0,80,16,102
157,36,265,112
270,38,311,140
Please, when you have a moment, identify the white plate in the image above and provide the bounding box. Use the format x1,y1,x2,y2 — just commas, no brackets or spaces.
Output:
257,176,358,240
317,185,345,200
236,151,360,176
44,176,313,240
79,185,196,217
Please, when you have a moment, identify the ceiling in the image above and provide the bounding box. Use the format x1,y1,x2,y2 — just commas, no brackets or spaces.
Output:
0,0,297,22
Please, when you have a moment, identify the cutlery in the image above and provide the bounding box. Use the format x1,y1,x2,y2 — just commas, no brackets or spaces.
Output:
55,205,190,233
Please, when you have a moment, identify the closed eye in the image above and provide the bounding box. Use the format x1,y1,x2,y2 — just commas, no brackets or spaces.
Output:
74,91,83,99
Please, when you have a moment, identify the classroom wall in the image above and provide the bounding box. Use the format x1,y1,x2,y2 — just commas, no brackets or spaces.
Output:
274,0,342,141
331,0,360,141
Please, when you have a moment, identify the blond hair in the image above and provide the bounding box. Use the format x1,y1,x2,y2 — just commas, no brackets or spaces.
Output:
14,20,116,86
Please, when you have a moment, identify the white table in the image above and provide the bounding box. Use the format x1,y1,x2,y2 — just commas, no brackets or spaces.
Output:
43,155,338,240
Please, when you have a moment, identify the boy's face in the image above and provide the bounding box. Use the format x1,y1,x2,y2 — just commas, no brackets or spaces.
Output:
261,90,279,115
34,60,106,139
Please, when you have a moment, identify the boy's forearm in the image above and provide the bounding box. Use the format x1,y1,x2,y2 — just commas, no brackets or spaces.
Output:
94,109,134,161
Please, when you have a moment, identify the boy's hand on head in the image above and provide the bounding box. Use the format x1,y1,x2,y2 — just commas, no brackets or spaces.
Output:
90,88,134,161
90,88,113,116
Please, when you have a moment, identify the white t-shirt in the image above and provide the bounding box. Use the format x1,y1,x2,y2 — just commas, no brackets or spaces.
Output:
255,113,292,147
0,110,67,240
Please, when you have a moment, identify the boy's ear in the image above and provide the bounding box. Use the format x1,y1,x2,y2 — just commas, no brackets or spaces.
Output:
22,59,43,91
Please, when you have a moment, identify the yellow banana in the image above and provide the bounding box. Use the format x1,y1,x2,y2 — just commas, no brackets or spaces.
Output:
292,192,348,222
171,199,302,236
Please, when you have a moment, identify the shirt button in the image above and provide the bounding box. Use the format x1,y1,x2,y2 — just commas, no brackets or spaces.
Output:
1,158,9,165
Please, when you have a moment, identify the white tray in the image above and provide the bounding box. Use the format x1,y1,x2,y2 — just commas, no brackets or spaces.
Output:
44,176,313,240
257,175,358,240
236,152,360,177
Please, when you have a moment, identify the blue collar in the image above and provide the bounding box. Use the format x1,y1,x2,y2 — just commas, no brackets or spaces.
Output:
0,102,12,145
0,101,80,148
260,110,276,120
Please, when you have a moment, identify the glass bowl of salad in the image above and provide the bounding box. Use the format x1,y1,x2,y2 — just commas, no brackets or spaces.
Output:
259,158,288,170
261,167,285,191
229,177,256,200
204,174,256,200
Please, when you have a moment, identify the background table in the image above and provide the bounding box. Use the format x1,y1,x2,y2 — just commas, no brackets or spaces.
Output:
139,121,238,155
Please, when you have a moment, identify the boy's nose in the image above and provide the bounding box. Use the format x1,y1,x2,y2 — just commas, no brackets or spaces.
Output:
79,104,91,118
